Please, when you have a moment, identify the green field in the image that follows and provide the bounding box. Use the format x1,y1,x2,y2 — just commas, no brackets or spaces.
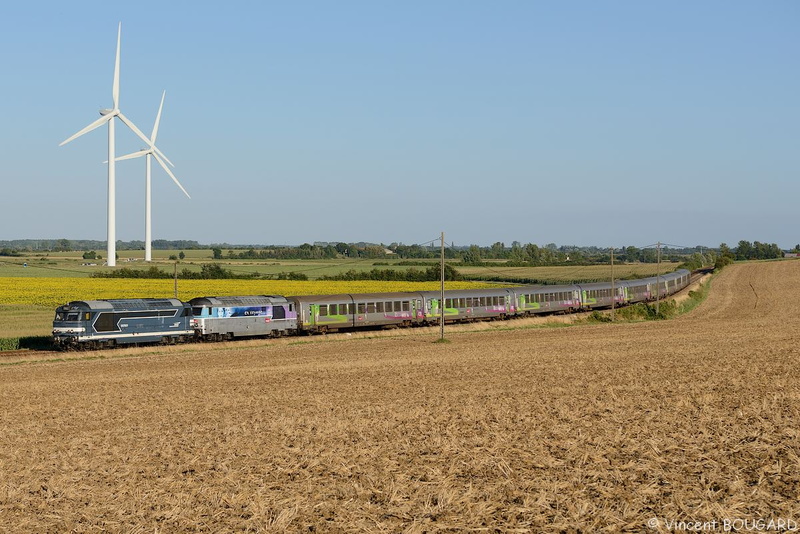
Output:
459,263,679,283
0,251,679,281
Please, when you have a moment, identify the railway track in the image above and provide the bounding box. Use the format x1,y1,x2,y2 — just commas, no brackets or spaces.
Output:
690,267,714,285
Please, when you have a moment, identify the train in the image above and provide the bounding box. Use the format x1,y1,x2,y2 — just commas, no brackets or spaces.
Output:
52,269,691,349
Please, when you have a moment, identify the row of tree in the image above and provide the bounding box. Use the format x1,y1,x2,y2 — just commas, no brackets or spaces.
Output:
719,241,785,261
92,264,258,280
320,265,463,282
0,239,204,252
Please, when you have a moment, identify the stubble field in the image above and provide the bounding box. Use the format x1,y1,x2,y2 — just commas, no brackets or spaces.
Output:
1,261,798,532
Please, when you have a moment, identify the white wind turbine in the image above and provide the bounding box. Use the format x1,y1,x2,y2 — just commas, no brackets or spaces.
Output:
59,23,174,267
116,91,191,262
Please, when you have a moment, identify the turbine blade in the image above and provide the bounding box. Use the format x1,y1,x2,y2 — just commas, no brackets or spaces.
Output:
116,149,150,161
118,111,176,167
151,91,165,143
59,114,112,146
153,145,175,167
113,23,121,109
153,152,191,199
116,111,153,150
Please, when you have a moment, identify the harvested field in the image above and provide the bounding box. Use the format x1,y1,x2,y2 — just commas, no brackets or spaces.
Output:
1,261,799,532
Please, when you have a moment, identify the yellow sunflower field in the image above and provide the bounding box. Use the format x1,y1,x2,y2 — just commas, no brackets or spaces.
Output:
0,278,492,309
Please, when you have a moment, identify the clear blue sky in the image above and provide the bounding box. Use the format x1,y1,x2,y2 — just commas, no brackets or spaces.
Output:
1,1,798,248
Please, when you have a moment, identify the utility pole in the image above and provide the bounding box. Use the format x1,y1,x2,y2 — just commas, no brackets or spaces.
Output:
610,247,615,321
174,261,178,299
655,242,661,316
440,231,445,341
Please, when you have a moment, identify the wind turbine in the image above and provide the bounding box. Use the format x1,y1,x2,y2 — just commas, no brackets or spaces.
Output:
59,23,174,267
116,91,191,262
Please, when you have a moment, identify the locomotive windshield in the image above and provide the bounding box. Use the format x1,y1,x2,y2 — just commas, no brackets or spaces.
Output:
55,311,80,321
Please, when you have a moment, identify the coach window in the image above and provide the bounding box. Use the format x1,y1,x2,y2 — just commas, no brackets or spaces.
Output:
376,302,384,313
402,301,409,312
358,303,366,314
319,305,328,316
348,303,356,314
367,303,376,313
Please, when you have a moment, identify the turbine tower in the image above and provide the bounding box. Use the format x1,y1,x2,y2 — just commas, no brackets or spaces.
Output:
117,91,191,262
59,23,174,267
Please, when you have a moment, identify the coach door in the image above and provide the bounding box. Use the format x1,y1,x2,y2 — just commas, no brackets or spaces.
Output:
309,304,320,327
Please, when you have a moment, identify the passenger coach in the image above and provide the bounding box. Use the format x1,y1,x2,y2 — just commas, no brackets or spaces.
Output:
288,292,424,333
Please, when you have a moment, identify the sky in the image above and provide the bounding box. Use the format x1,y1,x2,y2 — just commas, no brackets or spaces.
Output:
1,1,798,248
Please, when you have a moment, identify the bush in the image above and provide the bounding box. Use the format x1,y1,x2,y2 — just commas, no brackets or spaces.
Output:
276,271,309,280
0,338,19,351
714,256,734,271
588,311,612,323
0,336,53,351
